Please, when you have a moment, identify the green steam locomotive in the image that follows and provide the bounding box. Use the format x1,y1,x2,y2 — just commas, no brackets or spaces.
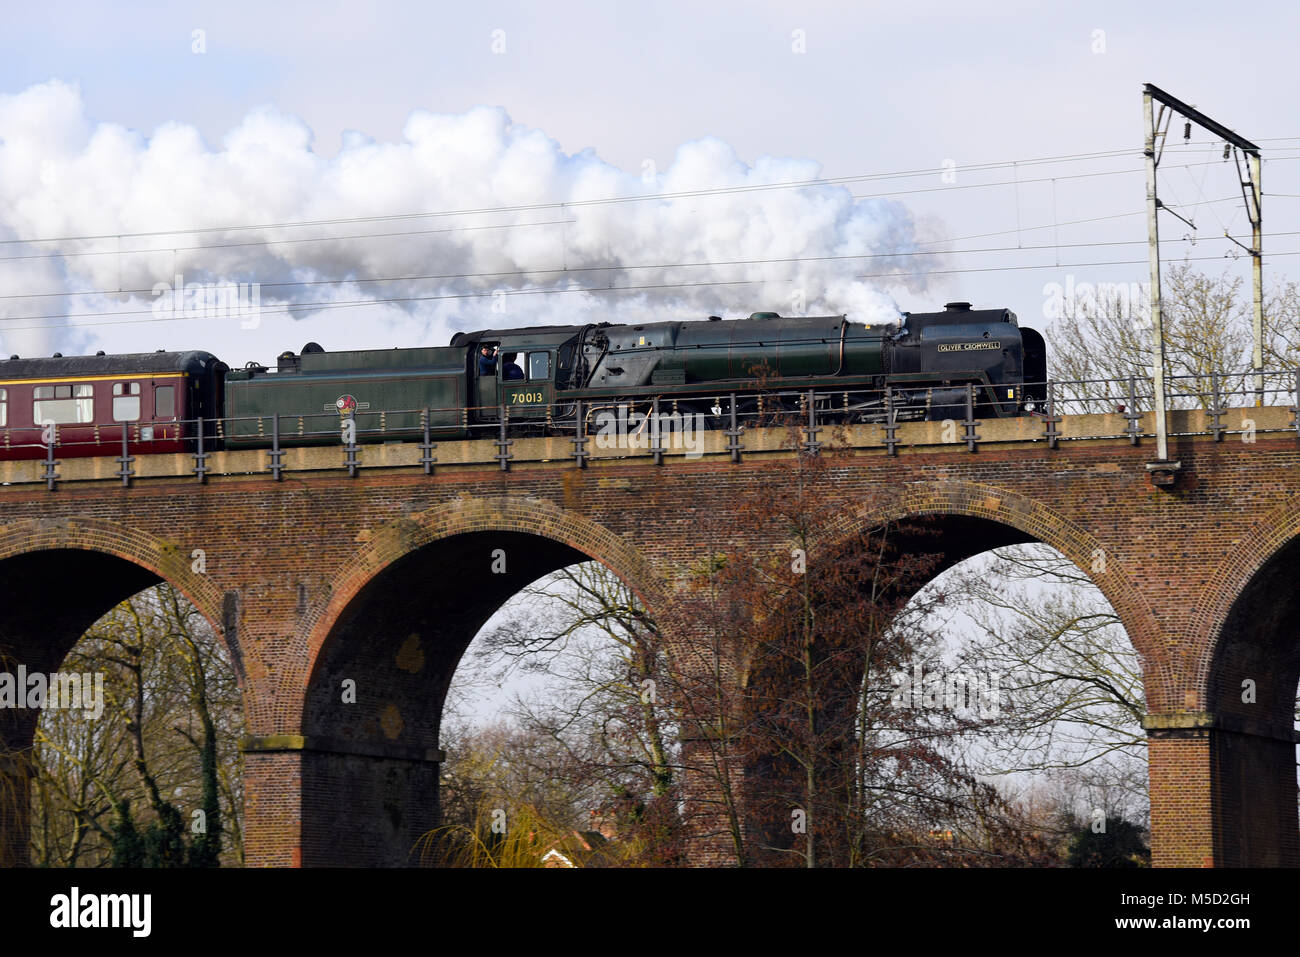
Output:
221,301,1047,447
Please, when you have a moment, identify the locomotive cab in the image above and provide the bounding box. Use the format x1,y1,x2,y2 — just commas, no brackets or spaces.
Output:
498,347,552,418
471,343,557,422
452,325,587,427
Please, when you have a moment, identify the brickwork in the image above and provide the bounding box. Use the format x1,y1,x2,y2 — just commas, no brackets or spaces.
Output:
1147,732,1215,867
0,426,1296,866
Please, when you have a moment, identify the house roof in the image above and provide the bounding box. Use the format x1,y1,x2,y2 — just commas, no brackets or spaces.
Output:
539,830,615,867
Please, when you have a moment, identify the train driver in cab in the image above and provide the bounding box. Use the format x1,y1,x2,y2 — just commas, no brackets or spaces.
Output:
502,352,525,380
478,344,498,376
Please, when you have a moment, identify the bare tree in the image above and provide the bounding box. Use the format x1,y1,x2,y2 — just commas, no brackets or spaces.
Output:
441,562,687,863
943,546,1150,826
28,584,244,867
675,425,1044,867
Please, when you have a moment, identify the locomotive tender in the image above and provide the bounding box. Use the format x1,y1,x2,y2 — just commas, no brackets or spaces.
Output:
0,302,1045,459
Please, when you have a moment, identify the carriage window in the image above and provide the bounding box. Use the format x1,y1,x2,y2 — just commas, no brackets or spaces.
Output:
33,383,93,425
527,352,550,381
0,388,6,428
154,385,176,419
112,381,141,421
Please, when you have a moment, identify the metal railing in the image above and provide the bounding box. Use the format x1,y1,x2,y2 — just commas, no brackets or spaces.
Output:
7,367,1299,488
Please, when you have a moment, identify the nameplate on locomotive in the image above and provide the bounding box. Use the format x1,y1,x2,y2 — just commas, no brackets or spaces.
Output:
936,341,1001,352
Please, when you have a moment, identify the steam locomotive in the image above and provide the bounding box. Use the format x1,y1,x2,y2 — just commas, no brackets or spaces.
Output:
0,301,1045,459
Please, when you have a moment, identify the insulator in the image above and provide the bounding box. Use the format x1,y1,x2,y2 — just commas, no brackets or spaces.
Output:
1183,121,1191,141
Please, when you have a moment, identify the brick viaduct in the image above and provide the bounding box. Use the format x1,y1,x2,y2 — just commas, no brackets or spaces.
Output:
0,405,1297,868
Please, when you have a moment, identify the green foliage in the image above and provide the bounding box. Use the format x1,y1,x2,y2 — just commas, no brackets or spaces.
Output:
1066,816,1150,868
107,799,143,867
109,797,198,868
142,802,187,867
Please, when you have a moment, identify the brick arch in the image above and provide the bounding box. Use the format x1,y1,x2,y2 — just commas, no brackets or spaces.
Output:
0,516,226,644
827,479,1168,680
303,494,669,681
0,516,239,867
1180,494,1300,867
291,496,676,866
1190,494,1300,702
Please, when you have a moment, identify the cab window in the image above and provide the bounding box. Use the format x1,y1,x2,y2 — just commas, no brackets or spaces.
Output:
557,343,575,383
527,351,550,381
112,382,141,421
476,343,499,377
33,383,94,425
0,388,7,427
155,385,176,419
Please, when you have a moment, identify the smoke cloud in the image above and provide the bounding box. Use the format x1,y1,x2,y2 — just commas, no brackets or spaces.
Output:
0,80,941,361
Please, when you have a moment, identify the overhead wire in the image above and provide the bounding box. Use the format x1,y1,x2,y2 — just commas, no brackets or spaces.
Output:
6,147,1296,253
0,138,1292,335
0,146,1152,248
3,247,1298,334
0,205,1257,305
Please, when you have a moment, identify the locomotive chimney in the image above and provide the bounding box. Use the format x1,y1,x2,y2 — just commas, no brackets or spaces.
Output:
944,301,972,312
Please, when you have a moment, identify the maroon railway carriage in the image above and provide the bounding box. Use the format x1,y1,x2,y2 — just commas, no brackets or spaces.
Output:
0,350,227,460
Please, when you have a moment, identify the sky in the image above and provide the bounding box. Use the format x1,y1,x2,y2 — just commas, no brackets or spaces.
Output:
2,0,1297,372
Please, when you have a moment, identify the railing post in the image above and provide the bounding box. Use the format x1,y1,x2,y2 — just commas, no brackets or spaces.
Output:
803,388,821,456
962,383,980,452
1124,377,1143,445
725,394,743,463
496,404,513,471
572,400,588,468
343,416,360,477
116,422,134,487
419,407,437,475
1209,371,1225,442
192,418,209,483
1043,380,1060,450
651,396,664,465
882,386,899,456
268,414,284,481
43,428,59,491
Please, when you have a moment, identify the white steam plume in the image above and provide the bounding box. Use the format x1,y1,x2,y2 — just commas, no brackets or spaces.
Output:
0,80,942,361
